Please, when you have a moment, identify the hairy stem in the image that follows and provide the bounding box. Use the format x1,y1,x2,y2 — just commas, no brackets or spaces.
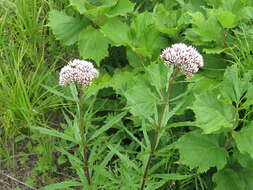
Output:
140,69,179,190
78,87,92,186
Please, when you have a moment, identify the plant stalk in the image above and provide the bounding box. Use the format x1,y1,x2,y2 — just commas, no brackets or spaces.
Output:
78,87,92,186
140,69,179,190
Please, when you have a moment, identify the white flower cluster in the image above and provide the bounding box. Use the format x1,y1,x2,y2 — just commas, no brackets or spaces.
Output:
59,59,99,86
160,43,204,77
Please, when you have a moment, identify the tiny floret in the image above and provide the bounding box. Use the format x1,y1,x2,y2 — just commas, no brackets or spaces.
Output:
160,43,204,77
59,59,99,86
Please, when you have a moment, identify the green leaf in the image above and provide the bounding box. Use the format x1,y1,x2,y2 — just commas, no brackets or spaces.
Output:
146,62,173,93
216,11,236,28
185,11,223,46
41,85,75,101
110,68,136,94
31,126,77,143
239,169,253,190
89,112,126,140
125,84,159,118
69,0,87,14
221,65,249,103
48,10,87,45
43,181,82,190
107,144,139,171
153,4,184,36
126,48,144,67
100,18,129,46
234,151,253,168
151,173,193,180
238,6,253,21
233,125,253,158
79,26,110,65
175,131,227,172
213,168,245,190
243,85,253,108
192,90,235,133
107,0,135,17
129,12,166,58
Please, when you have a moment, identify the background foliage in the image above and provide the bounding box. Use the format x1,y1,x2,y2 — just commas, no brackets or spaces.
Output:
1,0,253,189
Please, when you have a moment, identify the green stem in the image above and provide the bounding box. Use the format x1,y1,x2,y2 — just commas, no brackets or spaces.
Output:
78,87,92,186
140,68,179,190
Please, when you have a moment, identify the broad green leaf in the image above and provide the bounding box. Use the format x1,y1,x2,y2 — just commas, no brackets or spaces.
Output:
204,0,222,7
83,0,117,21
146,62,173,93
31,126,77,143
126,48,144,67
100,18,129,46
125,84,159,118
129,12,166,58
233,125,253,158
175,131,227,172
185,11,223,46
221,65,250,103
234,151,253,168
86,0,117,7
221,0,244,13
79,26,110,65
239,169,253,190
213,168,245,190
43,181,82,190
89,112,126,140
216,11,236,28
238,6,253,21
192,90,235,133
107,0,135,17
48,10,87,45
69,0,86,14
180,0,206,12
110,68,136,94
243,85,253,108
153,4,184,36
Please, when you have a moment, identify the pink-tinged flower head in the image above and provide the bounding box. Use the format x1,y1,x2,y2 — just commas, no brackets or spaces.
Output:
160,43,204,77
59,59,99,86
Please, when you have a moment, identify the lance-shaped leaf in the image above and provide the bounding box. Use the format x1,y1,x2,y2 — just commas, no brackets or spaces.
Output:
175,131,228,173
48,10,88,45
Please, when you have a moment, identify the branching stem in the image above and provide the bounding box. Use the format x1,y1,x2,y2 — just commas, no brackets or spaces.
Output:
140,68,179,190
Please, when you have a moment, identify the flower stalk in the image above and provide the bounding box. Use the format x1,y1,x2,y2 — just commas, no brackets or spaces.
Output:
141,42,203,189
78,88,92,186
59,59,99,187
140,68,179,190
